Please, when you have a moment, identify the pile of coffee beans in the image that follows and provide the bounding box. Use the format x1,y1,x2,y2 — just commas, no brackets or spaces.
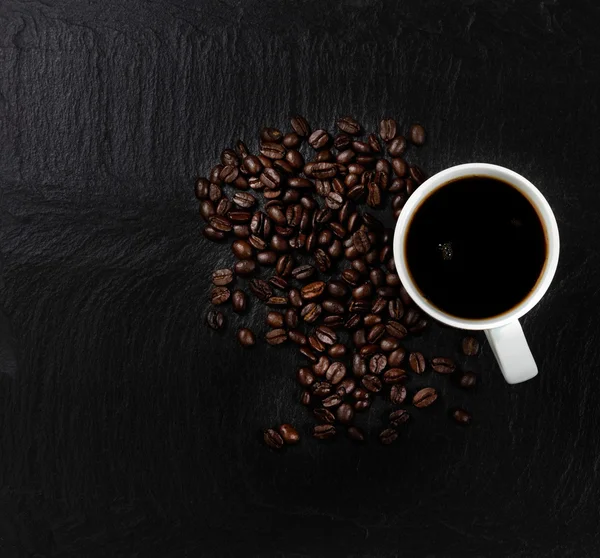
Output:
196,116,479,447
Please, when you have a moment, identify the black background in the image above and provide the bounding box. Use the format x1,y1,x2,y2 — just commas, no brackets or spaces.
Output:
1,1,600,556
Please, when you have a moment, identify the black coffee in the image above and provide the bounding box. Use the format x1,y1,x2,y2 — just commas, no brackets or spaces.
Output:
405,176,546,319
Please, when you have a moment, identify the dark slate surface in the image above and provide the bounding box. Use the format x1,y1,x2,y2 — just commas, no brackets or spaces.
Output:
1,1,600,556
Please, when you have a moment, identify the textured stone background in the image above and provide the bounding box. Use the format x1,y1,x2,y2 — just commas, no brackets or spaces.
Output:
1,0,600,556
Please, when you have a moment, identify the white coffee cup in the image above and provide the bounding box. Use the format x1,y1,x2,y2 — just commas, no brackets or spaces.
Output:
393,163,560,384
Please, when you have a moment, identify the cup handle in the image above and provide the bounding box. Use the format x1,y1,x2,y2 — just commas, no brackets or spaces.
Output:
484,321,538,384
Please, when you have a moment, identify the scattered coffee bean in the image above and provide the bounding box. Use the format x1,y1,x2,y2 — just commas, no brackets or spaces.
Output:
336,403,354,424
462,336,480,356
326,362,347,384
266,329,287,345
458,371,477,389
451,408,472,425
390,384,407,404
212,268,234,286
413,387,438,408
231,290,247,313
408,352,426,374
206,310,224,330
379,428,398,445
237,328,255,348
264,428,284,449
314,408,336,424
383,368,406,384
347,426,366,442
431,357,456,374
313,424,336,440
362,374,382,393
389,409,410,427
279,424,300,444
369,353,387,375
408,123,426,146
211,287,231,305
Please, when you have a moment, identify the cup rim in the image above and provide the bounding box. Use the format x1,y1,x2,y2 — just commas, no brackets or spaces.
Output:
393,163,560,331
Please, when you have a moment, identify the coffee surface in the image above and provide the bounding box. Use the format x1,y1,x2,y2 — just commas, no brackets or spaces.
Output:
405,176,546,319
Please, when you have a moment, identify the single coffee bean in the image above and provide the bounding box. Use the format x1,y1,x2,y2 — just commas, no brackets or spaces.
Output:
328,343,346,358
288,288,302,308
232,239,253,259
301,302,322,323
268,296,289,307
336,403,354,425
234,259,257,276
211,287,231,305
206,310,224,330
413,387,438,408
195,177,210,199
431,357,456,374
199,200,216,221
290,115,310,137
264,429,284,449
300,390,311,406
212,268,234,286
458,371,477,389
209,215,233,232
322,299,345,315
383,368,406,384
314,248,331,272
301,281,326,300
309,335,325,353
379,428,398,445
362,374,382,393
313,355,330,376
276,254,294,276
266,329,287,345
315,325,337,346
367,324,386,343
314,408,336,424
269,276,288,291
387,136,407,157
345,314,361,330
368,133,382,153
299,346,317,362
388,299,404,320
462,336,480,356
283,132,302,148
379,118,397,142
353,329,367,348
322,393,343,408
452,408,472,426
360,343,379,357
380,336,401,352
308,129,330,149
266,311,284,328
408,123,426,146
312,381,332,397
337,377,356,395
288,329,307,345
326,362,346,384
364,314,382,327
372,297,387,314
297,367,315,387
334,132,352,150
369,269,385,287
353,283,373,300
237,328,256,348
386,321,408,339
337,116,361,135
279,424,300,444
390,384,407,405
388,348,406,367
348,426,366,442
283,308,297,329
369,353,387,375
249,279,273,301
351,300,372,314
352,230,371,254
219,164,239,183
408,352,426,374
292,264,316,281
366,183,382,207
352,354,367,377
231,289,247,313
313,424,336,440
260,142,285,159
389,409,410,427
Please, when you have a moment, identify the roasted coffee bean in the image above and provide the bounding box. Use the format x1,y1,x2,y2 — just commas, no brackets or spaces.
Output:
280,308,296,329
199,200,216,222
314,408,336,424
354,400,370,412
313,356,330,376
231,289,247,313
341,269,360,286
260,127,283,143
388,348,406,367
389,409,410,427
292,264,316,281
328,343,346,358
301,281,326,300
278,424,300,444
462,336,480,356
212,268,234,286
269,276,288,291
256,251,277,266
308,129,330,149
390,384,407,405
275,254,294,277
266,205,286,225
283,132,302,148
270,234,289,252
458,371,477,389
234,225,251,239
228,210,252,223
314,249,331,272
372,297,387,314
326,362,346,384
379,118,397,142
301,302,322,323
369,269,385,287
315,325,337,346
388,299,404,320
216,199,232,217
353,329,367,348
206,310,224,330
308,334,326,352
304,161,337,179
367,324,385,343
232,239,253,259
350,300,371,314
267,295,288,305
300,390,312,406
322,394,342,408
352,354,367,378
237,328,256,348
299,346,317,362
386,321,408,339
209,215,233,232
408,352,426,374
388,136,407,157
337,377,356,395
266,329,287,345
345,314,361,330
264,429,284,449
352,230,371,254
383,368,406,384
369,353,387,375
353,388,370,402
413,387,438,408
234,259,257,276
431,357,456,374
366,183,381,207
352,283,373,300
211,287,231,305
288,288,302,308
334,133,352,150
391,158,408,178
312,381,332,397
288,330,307,345
249,279,272,301
362,374,382,393
380,336,401,352
260,142,285,159
209,181,222,200
291,115,310,137
321,299,343,315
452,408,472,425
337,116,361,135
266,312,284,328
408,123,426,146
347,426,366,442
368,133,382,153
336,403,354,425
219,164,239,183
195,177,210,199
379,428,398,445
377,286,396,298
313,424,336,440
297,367,315,387
364,314,382,327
